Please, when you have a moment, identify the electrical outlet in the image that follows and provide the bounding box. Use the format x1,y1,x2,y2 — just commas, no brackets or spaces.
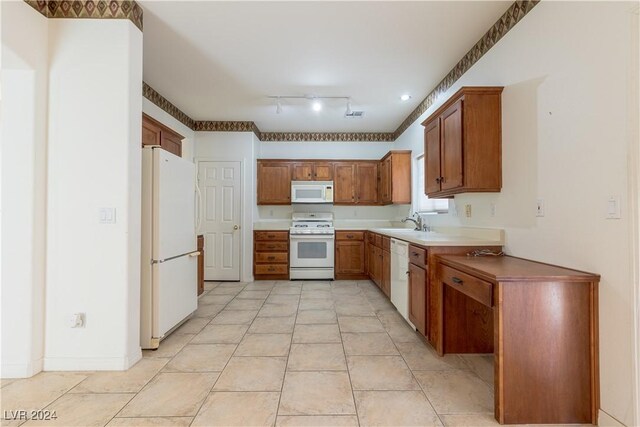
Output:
450,202,458,217
490,203,496,217
269,209,274,217
536,199,545,217
465,204,472,218
69,313,85,328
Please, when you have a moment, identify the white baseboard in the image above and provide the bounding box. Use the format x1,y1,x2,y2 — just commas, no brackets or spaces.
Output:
1,358,43,378
43,354,140,371
599,409,627,427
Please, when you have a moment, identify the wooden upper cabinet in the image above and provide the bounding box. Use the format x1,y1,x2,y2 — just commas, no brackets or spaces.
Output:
424,119,442,195
257,161,292,205
355,162,378,205
334,163,356,204
421,87,503,198
379,151,411,205
292,162,334,181
379,157,391,203
440,101,464,191
292,162,314,181
314,162,333,180
256,152,408,206
142,113,183,157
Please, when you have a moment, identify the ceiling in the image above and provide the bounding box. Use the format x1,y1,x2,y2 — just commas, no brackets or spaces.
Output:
141,1,511,133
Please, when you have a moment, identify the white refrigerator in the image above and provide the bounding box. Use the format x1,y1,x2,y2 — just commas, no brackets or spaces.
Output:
141,147,199,349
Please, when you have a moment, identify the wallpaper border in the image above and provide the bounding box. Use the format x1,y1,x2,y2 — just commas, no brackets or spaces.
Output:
24,0,143,31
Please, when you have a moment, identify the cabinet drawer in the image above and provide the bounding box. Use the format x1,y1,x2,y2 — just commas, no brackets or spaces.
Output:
409,245,427,268
255,242,289,252
255,264,289,275
255,253,288,264
336,231,365,241
440,264,493,307
367,232,376,244
375,234,383,248
255,231,289,241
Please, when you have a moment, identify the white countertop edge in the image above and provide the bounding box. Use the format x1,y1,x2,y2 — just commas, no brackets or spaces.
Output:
253,222,504,247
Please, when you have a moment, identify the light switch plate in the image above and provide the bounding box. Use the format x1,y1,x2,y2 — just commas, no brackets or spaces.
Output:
536,199,545,217
606,196,621,219
99,208,116,224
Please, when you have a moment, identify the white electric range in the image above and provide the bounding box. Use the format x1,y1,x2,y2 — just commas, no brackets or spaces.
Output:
289,213,335,280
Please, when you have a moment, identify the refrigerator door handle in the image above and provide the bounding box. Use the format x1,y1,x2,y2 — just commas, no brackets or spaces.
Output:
195,183,203,233
152,251,200,264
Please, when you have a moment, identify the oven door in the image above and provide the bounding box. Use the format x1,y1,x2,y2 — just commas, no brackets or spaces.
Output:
290,234,335,268
291,184,327,204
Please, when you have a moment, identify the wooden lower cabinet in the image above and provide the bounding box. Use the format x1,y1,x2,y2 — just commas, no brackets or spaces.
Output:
408,262,427,336
197,235,204,296
381,247,391,297
335,231,367,280
435,255,600,425
254,230,289,280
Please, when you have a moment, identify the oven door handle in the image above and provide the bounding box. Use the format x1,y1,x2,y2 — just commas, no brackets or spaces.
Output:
290,234,335,240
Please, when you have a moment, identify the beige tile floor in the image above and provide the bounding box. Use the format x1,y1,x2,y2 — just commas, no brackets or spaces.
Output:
1,280,509,427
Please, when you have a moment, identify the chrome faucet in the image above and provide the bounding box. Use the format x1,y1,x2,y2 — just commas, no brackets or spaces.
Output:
401,215,422,231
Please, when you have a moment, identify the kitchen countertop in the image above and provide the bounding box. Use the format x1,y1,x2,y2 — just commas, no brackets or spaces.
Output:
368,227,503,247
253,221,504,247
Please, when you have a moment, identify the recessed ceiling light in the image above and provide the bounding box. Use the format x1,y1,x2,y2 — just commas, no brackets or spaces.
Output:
400,94,412,101
312,100,322,112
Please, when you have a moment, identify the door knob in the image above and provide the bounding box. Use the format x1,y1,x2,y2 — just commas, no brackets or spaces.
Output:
233,225,239,230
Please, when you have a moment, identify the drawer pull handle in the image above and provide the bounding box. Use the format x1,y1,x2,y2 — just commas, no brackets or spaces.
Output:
452,277,463,285
267,256,275,260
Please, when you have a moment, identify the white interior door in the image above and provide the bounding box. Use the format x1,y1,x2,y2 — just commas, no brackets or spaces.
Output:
198,161,241,281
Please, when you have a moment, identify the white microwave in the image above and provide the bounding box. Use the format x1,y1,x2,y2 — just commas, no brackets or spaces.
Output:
291,181,334,204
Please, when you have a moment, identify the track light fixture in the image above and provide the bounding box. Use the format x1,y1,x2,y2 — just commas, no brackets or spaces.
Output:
268,95,351,114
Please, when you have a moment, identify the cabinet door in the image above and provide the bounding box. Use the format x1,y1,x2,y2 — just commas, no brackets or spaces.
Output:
379,157,392,204
142,119,161,147
162,132,182,157
292,162,314,181
314,162,334,180
336,241,365,275
258,162,292,205
382,249,391,297
409,263,427,335
334,163,356,203
424,119,442,195
440,100,464,191
356,162,379,204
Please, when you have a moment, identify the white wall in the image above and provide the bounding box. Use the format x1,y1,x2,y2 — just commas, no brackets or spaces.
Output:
44,19,143,371
195,132,258,282
394,2,639,425
0,1,48,378
142,98,195,161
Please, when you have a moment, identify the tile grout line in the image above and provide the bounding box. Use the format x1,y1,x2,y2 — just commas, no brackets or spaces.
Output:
366,282,458,425
274,280,303,425
188,281,272,426
336,280,363,427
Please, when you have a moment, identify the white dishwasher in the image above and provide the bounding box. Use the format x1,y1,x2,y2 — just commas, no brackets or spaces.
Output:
390,239,415,328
